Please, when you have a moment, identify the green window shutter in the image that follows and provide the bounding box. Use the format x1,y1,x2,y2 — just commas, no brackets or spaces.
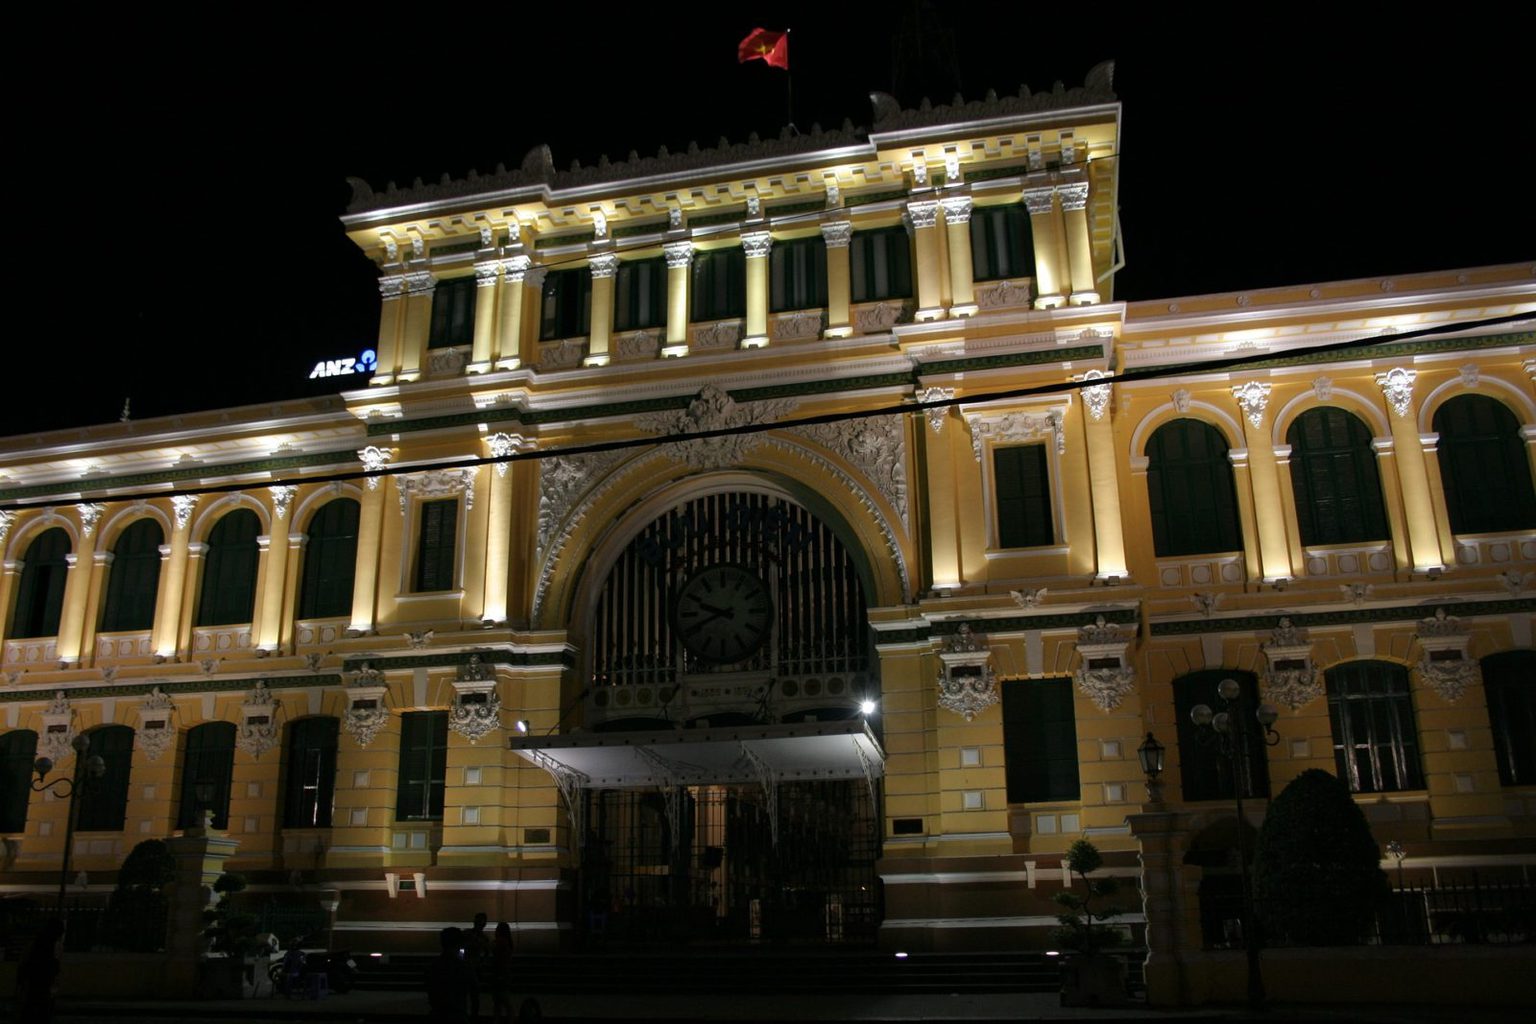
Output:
10,527,71,639
1146,419,1243,557
614,257,666,331
196,509,261,627
770,235,828,313
298,499,360,619
76,725,135,832
1172,671,1270,801
993,445,1054,548
283,716,339,828
1287,408,1388,545
414,499,458,593
0,730,38,833
1002,678,1080,802
970,204,1032,282
690,248,746,321
427,276,478,349
177,721,236,830
101,518,165,633
539,268,592,341
1433,395,1536,533
1326,661,1423,794
849,226,913,303
396,711,448,820
1484,650,1536,787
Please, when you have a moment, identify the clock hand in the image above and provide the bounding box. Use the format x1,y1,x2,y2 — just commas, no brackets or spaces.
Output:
697,601,736,618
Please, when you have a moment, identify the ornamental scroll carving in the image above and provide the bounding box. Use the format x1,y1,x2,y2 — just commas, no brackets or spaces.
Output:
39,691,75,763
634,385,797,473
136,687,177,762
537,448,630,558
343,664,390,748
936,625,999,721
450,656,502,744
966,409,1065,462
237,682,280,759
1261,617,1322,711
1073,616,1136,712
1415,607,1478,702
397,468,477,515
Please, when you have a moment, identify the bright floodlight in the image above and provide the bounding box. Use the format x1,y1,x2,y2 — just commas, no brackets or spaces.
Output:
515,719,529,733
859,699,877,715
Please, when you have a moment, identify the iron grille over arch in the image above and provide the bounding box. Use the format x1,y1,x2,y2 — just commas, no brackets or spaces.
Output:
587,491,872,725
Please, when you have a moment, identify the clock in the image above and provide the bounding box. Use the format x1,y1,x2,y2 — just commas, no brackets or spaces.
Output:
673,564,774,664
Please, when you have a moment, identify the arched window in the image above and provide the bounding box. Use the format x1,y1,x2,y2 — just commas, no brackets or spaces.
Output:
0,730,38,833
100,519,165,632
1433,395,1536,534
10,527,71,639
297,499,359,620
1484,650,1536,787
1172,671,1270,801
76,725,135,832
195,509,261,627
1286,408,1389,545
282,717,338,828
1146,420,1243,557
1326,661,1423,793
178,722,236,830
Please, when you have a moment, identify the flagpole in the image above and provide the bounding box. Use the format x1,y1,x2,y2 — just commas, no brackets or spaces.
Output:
785,28,795,133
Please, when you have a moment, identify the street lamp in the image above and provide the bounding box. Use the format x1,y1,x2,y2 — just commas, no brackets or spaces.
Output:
1137,732,1166,805
1189,678,1279,1011
32,732,106,914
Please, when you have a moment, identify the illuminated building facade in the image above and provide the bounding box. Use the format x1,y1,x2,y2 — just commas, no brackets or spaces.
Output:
1,65,1533,1004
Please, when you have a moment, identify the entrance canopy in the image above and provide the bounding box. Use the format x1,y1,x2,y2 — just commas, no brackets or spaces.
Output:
508,720,884,789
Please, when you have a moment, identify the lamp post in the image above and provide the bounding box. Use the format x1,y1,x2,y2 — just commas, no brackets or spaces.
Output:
1137,732,1166,805
1189,678,1279,1012
32,732,106,915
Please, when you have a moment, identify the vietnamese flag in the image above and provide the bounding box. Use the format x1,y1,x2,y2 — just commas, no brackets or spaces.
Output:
738,28,789,70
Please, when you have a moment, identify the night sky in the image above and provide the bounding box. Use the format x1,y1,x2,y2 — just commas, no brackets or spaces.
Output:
8,6,1529,439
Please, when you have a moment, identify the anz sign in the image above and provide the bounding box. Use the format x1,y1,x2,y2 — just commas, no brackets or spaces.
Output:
308,349,378,380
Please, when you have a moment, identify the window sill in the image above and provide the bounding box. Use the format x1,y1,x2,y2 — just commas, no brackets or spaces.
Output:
985,545,1069,559
395,590,464,605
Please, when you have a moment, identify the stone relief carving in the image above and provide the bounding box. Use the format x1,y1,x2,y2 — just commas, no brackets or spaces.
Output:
0,510,13,548
936,625,999,722
770,312,824,342
635,385,797,473
789,414,907,529
1171,388,1192,414
136,687,176,762
966,409,1065,462
1376,367,1416,418
237,682,279,759
76,503,106,539
1261,617,1322,711
1415,608,1478,702
484,432,528,477
39,691,75,763
538,337,584,370
975,280,1030,309
450,659,501,744
1312,377,1334,402
343,664,390,748
1009,587,1047,608
1078,370,1112,421
397,469,476,515
427,347,466,377
616,331,661,360
1232,381,1272,429
693,320,742,351
357,447,393,491
854,301,909,332
917,386,954,433
269,486,297,521
536,447,631,558
1073,616,1136,712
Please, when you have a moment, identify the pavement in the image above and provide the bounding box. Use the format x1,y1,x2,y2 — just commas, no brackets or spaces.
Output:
50,988,1536,1024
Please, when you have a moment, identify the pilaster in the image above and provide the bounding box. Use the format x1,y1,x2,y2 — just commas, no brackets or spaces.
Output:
468,260,500,373
906,200,944,321
481,433,525,625
662,241,694,357
1376,369,1445,572
373,272,406,385
741,231,772,348
55,504,103,663
1024,186,1067,309
154,496,197,659
940,197,976,317
257,487,295,652
1079,373,1127,580
1059,180,1100,305
583,252,618,367
398,269,436,383
350,447,392,635
519,266,548,369
821,220,852,338
1232,382,1293,582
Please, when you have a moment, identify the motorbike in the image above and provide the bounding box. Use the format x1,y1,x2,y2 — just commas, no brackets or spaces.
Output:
268,947,358,994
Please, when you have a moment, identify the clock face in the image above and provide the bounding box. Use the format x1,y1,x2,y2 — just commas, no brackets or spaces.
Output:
674,564,774,664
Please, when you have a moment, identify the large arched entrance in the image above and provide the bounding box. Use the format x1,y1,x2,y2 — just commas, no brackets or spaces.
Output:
516,487,885,946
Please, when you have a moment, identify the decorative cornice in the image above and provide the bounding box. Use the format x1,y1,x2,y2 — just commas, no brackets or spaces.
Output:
0,450,360,505
1151,598,1536,635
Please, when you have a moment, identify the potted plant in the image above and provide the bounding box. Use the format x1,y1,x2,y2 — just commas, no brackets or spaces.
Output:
198,872,263,998
1052,839,1128,1007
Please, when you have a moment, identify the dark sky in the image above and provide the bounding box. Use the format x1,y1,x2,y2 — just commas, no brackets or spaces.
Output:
7,6,1530,439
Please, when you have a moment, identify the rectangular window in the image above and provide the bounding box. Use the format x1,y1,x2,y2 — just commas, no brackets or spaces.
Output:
396,712,448,821
1172,673,1270,801
1327,663,1423,793
849,226,913,303
614,257,666,332
690,247,746,321
414,499,458,593
283,717,338,829
970,204,1032,282
770,235,828,312
1002,678,1080,803
539,268,591,341
993,445,1054,548
427,276,477,349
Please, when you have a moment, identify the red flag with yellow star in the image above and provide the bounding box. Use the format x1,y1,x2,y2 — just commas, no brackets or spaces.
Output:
737,28,789,70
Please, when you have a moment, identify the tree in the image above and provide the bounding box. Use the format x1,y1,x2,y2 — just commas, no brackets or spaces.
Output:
1253,768,1389,945
102,839,175,951
1051,839,1124,954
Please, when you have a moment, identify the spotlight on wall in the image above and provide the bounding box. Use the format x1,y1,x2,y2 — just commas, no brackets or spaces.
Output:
859,699,877,716
515,720,529,734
